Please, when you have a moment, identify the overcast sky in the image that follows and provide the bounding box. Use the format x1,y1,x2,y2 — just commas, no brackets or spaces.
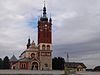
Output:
0,0,100,69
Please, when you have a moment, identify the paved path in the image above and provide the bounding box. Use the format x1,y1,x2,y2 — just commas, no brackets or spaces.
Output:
0,70,64,74
76,72,100,75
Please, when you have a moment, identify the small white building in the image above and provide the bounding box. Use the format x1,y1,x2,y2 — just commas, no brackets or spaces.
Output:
65,62,87,72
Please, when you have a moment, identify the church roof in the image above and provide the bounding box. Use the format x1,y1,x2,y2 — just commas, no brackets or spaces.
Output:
10,55,17,62
18,58,32,62
18,58,40,62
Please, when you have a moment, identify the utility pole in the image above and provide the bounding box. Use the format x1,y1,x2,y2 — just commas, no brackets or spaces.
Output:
65,51,69,75
66,52,69,62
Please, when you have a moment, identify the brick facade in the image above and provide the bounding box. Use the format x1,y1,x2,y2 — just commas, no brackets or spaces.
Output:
10,4,52,70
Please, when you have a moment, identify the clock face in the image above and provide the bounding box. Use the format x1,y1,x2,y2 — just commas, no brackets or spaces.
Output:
45,24,47,27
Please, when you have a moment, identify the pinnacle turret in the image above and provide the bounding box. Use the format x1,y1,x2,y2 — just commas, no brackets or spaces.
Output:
40,1,48,21
27,37,31,49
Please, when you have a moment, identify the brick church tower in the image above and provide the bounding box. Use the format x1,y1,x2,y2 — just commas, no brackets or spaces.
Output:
38,3,52,70
10,2,52,70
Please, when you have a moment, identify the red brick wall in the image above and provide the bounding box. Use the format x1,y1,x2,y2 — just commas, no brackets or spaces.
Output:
38,21,52,44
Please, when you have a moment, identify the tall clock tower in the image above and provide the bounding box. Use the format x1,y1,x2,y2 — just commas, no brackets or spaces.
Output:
38,4,52,70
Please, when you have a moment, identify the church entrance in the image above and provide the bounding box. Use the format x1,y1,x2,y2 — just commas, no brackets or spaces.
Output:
31,62,38,70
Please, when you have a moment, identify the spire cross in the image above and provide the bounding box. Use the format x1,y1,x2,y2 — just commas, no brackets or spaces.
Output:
50,13,51,18
43,0,47,18
29,35,30,39
44,0,46,7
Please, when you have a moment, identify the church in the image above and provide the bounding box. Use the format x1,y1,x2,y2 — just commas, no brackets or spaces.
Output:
10,3,52,70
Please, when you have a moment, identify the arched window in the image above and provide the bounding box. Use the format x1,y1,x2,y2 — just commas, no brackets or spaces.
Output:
42,45,45,50
21,64,23,69
47,45,50,50
31,53,35,58
32,62,38,70
21,63,26,69
23,64,26,69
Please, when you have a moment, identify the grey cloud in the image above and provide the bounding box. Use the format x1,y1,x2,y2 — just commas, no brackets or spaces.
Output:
0,0,100,68
53,36,100,68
